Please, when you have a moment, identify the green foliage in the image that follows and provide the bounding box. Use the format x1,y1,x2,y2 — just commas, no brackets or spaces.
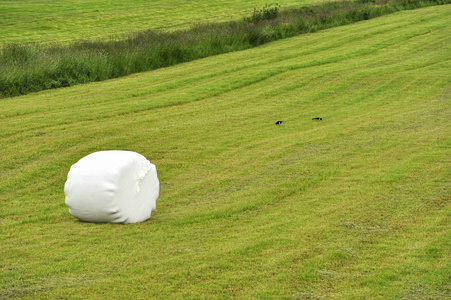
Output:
247,4,281,23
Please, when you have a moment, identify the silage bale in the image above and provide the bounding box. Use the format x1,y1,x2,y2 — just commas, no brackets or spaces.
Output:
64,151,159,224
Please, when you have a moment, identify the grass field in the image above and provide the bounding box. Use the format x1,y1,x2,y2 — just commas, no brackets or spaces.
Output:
6,0,447,98
1,4,450,300
1,0,308,45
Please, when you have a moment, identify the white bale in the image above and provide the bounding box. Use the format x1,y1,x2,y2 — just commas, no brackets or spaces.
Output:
64,151,159,224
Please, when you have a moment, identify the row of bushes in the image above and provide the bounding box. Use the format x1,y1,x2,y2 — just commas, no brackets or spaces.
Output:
0,0,449,98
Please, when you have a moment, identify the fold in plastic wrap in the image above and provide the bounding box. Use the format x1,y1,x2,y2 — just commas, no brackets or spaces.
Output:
64,151,159,224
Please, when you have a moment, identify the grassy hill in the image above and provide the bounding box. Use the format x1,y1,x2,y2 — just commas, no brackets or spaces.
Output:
2,0,447,98
1,4,450,299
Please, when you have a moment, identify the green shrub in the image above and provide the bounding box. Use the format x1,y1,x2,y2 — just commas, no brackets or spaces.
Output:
246,4,281,23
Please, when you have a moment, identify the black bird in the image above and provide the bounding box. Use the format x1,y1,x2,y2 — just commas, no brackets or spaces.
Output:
275,121,283,125
312,117,322,121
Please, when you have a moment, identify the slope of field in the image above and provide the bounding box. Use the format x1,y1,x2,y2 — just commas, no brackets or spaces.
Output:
1,5,450,299
1,0,305,45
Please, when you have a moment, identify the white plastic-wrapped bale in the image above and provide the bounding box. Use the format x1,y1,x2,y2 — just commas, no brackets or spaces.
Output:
64,151,159,224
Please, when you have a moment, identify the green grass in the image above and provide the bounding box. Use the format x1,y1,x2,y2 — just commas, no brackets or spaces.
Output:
1,5,450,299
2,0,448,98
0,0,307,45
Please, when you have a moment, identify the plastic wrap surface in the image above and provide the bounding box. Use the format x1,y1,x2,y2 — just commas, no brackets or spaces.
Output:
64,151,159,224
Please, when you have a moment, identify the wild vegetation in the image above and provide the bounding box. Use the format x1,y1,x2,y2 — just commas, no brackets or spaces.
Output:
1,5,449,298
1,0,449,98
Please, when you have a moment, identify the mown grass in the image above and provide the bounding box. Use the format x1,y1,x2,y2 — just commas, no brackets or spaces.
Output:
0,0,305,45
1,0,449,98
1,5,450,299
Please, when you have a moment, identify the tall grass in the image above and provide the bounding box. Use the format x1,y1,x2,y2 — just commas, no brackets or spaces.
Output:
0,0,449,98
